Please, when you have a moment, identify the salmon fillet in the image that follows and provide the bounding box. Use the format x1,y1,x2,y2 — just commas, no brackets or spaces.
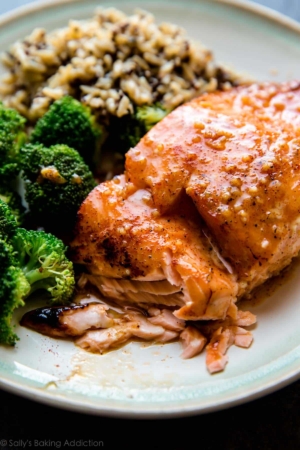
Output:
70,174,238,321
67,81,300,372
125,81,300,294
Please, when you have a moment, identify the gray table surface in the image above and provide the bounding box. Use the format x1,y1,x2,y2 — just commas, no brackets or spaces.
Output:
1,1,300,448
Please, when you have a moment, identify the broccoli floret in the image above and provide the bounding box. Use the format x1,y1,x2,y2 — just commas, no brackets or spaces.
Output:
0,187,25,226
135,104,169,132
30,96,102,167
0,102,27,183
0,239,30,345
0,201,75,345
20,143,96,227
114,104,169,151
0,198,18,239
11,228,75,304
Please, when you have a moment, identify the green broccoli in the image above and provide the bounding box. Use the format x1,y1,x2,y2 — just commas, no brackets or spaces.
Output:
112,104,169,152
0,102,27,183
0,239,30,345
30,96,102,167
0,197,18,239
0,199,75,345
0,187,25,226
20,143,96,228
136,104,169,132
11,228,75,304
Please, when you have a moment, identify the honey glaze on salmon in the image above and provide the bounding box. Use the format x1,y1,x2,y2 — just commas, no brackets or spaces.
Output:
24,81,300,373
126,81,300,294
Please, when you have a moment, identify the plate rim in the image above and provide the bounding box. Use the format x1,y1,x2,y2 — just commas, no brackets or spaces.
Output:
1,348,300,419
1,0,300,419
1,0,300,33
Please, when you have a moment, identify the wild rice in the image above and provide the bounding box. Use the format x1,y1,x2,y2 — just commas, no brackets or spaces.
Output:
0,7,245,123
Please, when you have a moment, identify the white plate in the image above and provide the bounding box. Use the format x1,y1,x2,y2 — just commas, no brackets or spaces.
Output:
1,0,300,419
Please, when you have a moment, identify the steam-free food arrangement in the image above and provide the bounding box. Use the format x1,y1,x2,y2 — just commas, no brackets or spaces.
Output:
0,7,298,374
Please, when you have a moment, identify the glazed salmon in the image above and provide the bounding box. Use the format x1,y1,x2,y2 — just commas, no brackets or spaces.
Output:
126,81,300,295
70,174,239,322
47,81,300,372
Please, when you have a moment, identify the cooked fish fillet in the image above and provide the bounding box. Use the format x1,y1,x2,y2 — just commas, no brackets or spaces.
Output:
71,175,238,321
125,81,300,294
68,81,300,371
20,303,114,338
85,275,185,307
71,81,300,318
